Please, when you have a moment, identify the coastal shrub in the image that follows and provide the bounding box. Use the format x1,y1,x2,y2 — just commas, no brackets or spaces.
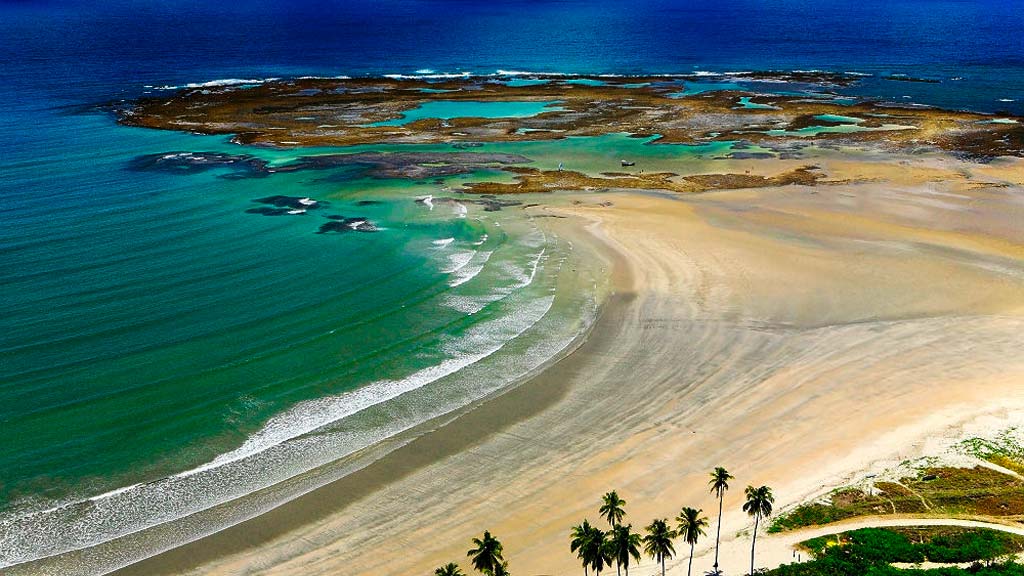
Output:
772,529,1024,576
844,528,924,563
922,531,1014,563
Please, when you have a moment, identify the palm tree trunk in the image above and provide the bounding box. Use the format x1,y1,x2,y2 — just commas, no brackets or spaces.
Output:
662,555,666,576
617,562,621,576
750,515,760,576
714,493,724,572
688,542,695,576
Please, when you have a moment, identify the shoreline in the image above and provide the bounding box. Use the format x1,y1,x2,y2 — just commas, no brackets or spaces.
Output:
100,152,1024,575
100,209,633,576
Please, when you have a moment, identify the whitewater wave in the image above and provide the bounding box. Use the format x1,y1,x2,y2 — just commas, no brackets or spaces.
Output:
0,280,560,572
448,250,494,288
384,72,472,80
155,78,280,90
0,216,571,573
444,238,546,315
183,293,553,483
441,250,476,274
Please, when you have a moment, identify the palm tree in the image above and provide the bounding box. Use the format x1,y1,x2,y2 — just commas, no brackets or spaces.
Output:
600,491,627,527
610,524,642,576
676,507,708,576
435,563,465,576
742,485,774,576
589,527,613,576
708,467,734,574
467,530,505,576
571,520,596,576
642,518,676,576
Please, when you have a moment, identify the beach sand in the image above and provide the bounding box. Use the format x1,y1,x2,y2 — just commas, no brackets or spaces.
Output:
113,153,1024,576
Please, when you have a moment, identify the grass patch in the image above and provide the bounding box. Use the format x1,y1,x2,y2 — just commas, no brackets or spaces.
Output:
961,430,1024,476
770,467,1024,533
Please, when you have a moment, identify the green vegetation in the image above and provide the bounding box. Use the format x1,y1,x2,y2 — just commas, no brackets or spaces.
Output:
766,527,1024,576
677,506,709,576
960,429,1024,476
565,468,770,576
570,519,612,575
744,485,776,576
610,524,642,576
770,467,1024,534
710,466,735,574
466,531,508,576
601,491,627,528
642,518,676,576
435,562,466,576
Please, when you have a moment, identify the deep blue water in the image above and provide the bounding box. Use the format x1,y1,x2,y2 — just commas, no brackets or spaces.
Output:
1,0,1023,111
0,0,1022,572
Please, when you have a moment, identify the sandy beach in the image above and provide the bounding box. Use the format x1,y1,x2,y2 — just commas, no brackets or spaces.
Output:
111,152,1024,576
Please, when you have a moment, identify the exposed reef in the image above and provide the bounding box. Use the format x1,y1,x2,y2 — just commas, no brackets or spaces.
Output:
131,150,531,180
461,166,826,195
119,75,1023,160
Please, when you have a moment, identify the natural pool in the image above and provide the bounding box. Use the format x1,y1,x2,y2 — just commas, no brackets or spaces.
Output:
765,123,915,137
367,100,565,126
736,96,780,110
815,114,864,123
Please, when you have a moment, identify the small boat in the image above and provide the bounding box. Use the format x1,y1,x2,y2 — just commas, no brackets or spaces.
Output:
621,160,635,167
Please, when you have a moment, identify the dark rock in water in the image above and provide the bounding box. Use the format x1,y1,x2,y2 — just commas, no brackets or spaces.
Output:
129,151,270,177
719,152,775,160
134,151,530,182
472,197,522,212
272,151,531,180
246,207,303,216
253,195,324,209
355,200,383,206
325,214,347,220
316,217,378,234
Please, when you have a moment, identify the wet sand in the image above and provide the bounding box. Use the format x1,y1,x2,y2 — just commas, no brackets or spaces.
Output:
114,153,1024,576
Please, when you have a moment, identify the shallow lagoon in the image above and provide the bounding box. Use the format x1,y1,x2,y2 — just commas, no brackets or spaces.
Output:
766,123,915,137
815,113,864,123
368,100,565,126
736,96,780,110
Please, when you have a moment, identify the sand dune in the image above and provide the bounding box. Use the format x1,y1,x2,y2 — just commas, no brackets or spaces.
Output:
117,154,1024,576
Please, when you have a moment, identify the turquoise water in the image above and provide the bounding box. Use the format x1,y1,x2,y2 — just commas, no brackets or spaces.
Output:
4,0,1024,569
815,113,864,123
367,100,566,126
669,81,747,96
564,78,606,86
504,78,551,87
765,122,916,137
736,96,781,110
0,97,730,568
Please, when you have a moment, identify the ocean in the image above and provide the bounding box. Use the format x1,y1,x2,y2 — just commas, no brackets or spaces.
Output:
1,0,1022,572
